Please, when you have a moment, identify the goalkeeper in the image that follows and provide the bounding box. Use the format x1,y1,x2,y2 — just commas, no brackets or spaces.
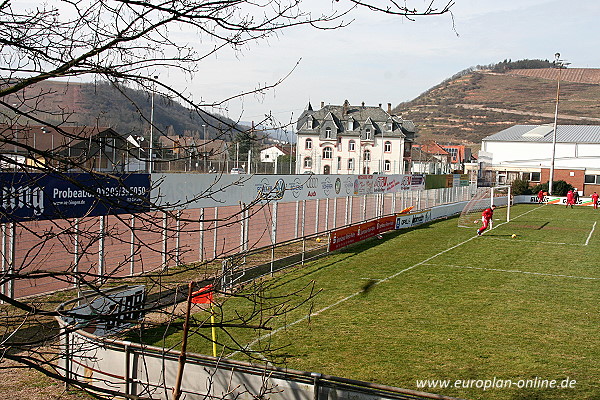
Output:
477,205,496,236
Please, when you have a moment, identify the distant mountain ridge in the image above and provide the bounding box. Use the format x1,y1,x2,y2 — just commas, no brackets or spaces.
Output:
393,67,600,149
5,80,246,142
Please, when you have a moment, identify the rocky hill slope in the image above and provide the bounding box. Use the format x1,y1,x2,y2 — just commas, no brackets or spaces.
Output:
393,68,600,149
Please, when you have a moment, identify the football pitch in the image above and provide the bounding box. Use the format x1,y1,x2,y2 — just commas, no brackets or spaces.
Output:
150,203,600,400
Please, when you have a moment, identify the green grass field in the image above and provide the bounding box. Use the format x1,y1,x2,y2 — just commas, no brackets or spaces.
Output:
143,204,600,400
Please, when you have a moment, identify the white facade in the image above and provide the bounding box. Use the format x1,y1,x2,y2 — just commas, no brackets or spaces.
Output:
482,127,600,170
478,124,600,189
295,101,414,175
260,146,285,163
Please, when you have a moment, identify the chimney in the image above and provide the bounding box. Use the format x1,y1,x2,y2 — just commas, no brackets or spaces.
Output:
378,103,382,108
361,102,365,107
320,101,325,109
388,103,392,114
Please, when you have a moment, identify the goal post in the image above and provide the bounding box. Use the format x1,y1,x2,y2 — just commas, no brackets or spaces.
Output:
458,185,511,228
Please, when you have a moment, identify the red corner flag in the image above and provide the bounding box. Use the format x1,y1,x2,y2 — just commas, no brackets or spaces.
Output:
191,284,214,304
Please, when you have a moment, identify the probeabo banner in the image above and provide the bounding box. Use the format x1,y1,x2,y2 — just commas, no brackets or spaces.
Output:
0,172,150,222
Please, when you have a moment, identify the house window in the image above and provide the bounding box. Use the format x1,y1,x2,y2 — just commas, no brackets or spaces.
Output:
365,128,371,141
325,127,332,139
304,157,312,168
337,137,342,151
305,138,312,150
349,140,356,151
323,147,333,160
363,149,371,161
347,120,353,131
585,174,600,184
348,158,355,170
384,160,391,171
384,141,391,152
522,172,541,182
337,156,342,170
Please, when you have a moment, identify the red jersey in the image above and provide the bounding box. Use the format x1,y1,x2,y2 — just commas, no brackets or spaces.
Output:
592,193,599,202
482,207,494,221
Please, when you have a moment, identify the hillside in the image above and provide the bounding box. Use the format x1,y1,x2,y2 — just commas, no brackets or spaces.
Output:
4,80,246,141
394,68,600,148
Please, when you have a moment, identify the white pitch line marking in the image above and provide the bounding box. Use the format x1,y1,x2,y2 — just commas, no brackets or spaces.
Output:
228,204,544,358
424,263,600,281
585,221,596,246
486,237,585,246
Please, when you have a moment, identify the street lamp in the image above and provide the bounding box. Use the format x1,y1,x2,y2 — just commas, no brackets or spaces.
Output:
548,53,569,195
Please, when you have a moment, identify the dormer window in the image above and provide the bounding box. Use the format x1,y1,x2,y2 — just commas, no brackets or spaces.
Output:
347,119,353,131
365,128,372,141
325,127,332,139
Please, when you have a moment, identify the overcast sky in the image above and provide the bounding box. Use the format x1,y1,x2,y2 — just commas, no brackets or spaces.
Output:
173,0,600,134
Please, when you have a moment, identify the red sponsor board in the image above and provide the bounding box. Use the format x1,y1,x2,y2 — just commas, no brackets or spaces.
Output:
328,215,396,251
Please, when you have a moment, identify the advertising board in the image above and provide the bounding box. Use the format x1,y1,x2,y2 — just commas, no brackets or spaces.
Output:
155,173,426,209
0,172,150,222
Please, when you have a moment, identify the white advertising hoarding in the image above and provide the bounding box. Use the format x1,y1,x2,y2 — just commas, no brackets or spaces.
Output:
153,173,425,209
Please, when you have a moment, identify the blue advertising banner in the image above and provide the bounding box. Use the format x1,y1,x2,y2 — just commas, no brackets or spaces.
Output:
0,173,150,222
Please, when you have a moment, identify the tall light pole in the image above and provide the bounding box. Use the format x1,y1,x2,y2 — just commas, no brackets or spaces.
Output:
202,124,207,173
149,75,158,173
548,54,569,195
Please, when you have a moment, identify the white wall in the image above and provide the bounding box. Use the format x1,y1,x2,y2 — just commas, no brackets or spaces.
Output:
484,141,600,169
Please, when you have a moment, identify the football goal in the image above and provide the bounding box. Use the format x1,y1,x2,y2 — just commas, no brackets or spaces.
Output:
458,185,511,228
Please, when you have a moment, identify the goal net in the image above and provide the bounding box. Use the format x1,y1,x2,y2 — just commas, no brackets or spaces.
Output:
458,185,511,228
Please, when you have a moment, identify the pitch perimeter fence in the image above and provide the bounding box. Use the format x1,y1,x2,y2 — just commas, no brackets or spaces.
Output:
3,175,475,299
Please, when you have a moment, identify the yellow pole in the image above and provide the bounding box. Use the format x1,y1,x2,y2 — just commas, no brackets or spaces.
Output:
211,306,217,357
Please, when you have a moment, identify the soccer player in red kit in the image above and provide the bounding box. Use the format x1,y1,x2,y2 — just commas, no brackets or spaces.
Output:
592,191,599,209
477,205,496,236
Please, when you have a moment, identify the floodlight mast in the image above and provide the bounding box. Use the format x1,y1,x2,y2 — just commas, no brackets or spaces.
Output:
548,53,569,195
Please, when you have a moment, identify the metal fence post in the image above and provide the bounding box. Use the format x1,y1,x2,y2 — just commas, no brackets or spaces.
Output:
333,197,338,229
301,200,306,264
199,208,204,263
98,216,105,282
294,201,299,239
344,196,349,226
213,207,219,260
176,210,181,265
8,222,15,299
325,198,329,232
270,202,277,275
1,223,5,301
314,199,319,234
129,215,134,276
162,212,167,269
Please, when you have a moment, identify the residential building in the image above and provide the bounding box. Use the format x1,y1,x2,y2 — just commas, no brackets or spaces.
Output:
478,124,600,194
295,100,415,174
411,141,452,174
0,124,131,172
260,144,294,163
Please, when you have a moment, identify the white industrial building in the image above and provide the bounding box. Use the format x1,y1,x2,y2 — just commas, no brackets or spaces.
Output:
476,124,600,195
